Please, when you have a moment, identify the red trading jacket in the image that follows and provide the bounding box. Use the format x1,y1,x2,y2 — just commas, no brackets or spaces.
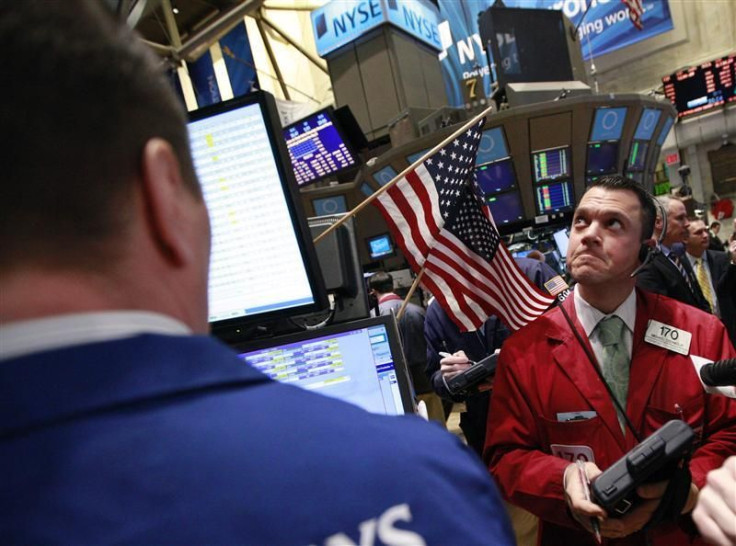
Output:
485,288,736,546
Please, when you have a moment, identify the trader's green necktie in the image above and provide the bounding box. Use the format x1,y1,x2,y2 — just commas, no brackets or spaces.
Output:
596,315,630,433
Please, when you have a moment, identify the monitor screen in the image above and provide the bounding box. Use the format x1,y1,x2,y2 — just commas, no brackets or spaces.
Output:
374,165,398,186
486,191,524,225
532,146,571,183
627,141,649,172
406,148,431,165
553,228,569,258
535,181,575,214
283,107,360,187
656,116,675,146
476,127,509,165
512,249,532,258
590,107,628,141
634,108,663,140
360,183,373,197
476,159,516,194
235,315,414,415
586,141,619,175
367,233,394,259
312,195,348,216
187,91,326,332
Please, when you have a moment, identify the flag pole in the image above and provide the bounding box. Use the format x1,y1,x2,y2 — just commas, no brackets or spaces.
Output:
312,104,495,245
396,266,425,320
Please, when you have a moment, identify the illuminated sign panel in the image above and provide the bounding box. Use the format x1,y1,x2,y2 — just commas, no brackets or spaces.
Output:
312,0,442,57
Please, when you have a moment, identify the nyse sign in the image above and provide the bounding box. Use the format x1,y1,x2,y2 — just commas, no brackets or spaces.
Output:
312,0,442,57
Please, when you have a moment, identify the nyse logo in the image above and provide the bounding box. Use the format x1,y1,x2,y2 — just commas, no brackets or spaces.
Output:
331,0,382,38
320,503,427,546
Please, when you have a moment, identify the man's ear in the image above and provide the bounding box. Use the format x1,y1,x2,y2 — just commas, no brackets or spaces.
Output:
140,138,194,267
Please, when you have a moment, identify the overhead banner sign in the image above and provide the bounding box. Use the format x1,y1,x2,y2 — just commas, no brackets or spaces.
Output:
437,0,674,108
311,0,442,57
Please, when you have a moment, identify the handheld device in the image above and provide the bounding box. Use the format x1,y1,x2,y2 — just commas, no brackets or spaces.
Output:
591,420,695,517
445,353,499,395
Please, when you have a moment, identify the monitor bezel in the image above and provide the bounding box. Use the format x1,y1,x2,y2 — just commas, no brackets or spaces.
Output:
282,105,362,188
188,91,329,338
232,314,416,415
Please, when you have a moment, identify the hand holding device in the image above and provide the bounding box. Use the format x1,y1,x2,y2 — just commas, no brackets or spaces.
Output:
439,350,473,380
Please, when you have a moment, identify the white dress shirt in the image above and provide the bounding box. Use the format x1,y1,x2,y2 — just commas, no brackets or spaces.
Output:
573,288,636,368
0,311,191,361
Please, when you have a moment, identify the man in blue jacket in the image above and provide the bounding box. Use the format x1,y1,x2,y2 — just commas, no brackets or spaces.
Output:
0,2,515,545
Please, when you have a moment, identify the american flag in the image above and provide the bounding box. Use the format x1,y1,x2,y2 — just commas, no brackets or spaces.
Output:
373,118,555,332
622,0,644,29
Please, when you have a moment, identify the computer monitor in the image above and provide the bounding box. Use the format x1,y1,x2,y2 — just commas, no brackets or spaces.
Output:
234,315,415,415
312,195,348,216
634,108,662,140
590,107,628,141
308,214,370,324
187,91,327,336
627,141,649,172
476,159,516,194
283,107,361,187
532,146,571,184
373,165,399,186
486,191,524,225
553,228,569,258
476,127,509,165
656,116,675,146
366,232,395,259
586,141,619,175
535,181,575,215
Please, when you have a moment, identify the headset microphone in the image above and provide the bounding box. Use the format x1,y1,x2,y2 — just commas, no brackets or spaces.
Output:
630,196,667,278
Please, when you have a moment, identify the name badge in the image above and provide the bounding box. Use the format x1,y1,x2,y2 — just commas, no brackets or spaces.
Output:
645,320,692,355
550,444,595,463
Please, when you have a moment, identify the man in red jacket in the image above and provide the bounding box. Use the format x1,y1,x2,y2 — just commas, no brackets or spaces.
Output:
485,176,736,546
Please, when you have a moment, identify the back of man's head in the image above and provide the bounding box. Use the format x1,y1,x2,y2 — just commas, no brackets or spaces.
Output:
368,272,394,295
0,0,199,273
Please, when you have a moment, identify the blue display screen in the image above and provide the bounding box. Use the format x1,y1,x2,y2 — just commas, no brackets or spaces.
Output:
532,146,570,183
627,141,649,171
368,233,393,259
656,116,675,146
476,127,509,165
284,110,357,186
476,159,516,194
634,108,662,140
586,141,619,175
374,165,398,186
590,107,628,141
313,195,347,216
486,191,524,225
360,183,374,197
535,181,575,214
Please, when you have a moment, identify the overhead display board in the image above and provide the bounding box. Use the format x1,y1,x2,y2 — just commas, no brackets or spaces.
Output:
662,55,735,118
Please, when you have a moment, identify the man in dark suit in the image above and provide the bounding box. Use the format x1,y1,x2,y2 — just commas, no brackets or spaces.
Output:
636,196,711,313
0,3,517,544
687,218,736,345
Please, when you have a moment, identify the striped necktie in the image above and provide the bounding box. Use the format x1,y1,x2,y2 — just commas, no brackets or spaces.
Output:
694,257,716,312
668,248,694,291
